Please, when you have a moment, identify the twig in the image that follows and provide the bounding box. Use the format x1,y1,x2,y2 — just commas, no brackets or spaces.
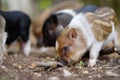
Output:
33,61,58,68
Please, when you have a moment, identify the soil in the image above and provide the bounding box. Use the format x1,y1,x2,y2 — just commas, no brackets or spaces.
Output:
0,49,120,80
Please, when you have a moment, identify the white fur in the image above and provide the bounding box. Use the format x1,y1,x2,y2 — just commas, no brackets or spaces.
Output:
69,13,95,47
56,41,59,51
2,32,8,53
68,13,116,67
56,9,76,17
88,41,103,67
56,25,64,31
113,31,118,45
24,39,31,56
56,41,61,58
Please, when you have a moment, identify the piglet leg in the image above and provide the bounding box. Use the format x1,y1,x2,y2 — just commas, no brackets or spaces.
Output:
23,39,31,57
88,42,103,67
0,15,6,65
113,31,120,54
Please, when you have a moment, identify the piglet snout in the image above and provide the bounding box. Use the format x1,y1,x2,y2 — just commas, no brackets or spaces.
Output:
57,59,67,66
57,57,77,66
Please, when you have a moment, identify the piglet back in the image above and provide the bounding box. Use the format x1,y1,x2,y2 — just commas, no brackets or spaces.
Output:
85,7,116,41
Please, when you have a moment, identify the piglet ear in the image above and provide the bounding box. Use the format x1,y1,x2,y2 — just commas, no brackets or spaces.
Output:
49,14,58,24
68,28,77,40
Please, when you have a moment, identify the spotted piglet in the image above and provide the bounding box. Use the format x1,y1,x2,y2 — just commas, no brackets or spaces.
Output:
0,10,31,56
42,5,98,47
56,7,118,67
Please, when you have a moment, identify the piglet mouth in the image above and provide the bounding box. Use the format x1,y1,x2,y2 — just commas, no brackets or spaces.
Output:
57,58,75,67
57,59,67,67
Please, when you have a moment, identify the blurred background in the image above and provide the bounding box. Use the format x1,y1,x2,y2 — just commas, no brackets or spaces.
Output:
0,0,120,47
0,0,120,18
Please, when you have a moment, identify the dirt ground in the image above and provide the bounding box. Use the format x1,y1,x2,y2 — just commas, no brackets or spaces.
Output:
0,51,120,80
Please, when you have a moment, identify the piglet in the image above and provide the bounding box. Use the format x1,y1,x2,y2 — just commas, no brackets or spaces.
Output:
0,15,6,65
56,7,118,67
0,10,31,56
42,5,98,47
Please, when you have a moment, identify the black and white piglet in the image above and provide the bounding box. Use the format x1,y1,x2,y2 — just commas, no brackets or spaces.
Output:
0,10,31,56
42,4,98,47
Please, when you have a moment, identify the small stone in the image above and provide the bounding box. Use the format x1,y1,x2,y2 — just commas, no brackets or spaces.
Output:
82,70,89,74
0,65,6,69
106,71,119,77
63,69,72,77
34,72,42,77
48,76,60,80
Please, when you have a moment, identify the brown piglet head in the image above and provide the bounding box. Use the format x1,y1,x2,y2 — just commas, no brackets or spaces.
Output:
56,27,87,65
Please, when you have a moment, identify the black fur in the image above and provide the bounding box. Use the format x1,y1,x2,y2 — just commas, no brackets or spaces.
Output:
42,14,58,47
0,10,31,45
42,4,98,47
42,13,73,47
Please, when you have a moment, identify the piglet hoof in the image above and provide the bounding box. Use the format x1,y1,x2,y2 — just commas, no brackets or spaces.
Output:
24,48,31,57
114,45,120,55
23,40,31,57
24,45,31,57
88,59,97,67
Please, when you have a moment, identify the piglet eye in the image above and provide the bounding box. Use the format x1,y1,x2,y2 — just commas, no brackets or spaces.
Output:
62,46,70,55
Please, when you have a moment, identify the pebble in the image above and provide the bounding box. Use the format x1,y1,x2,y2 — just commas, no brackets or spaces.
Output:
48,76,60,80
63,69,72,77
